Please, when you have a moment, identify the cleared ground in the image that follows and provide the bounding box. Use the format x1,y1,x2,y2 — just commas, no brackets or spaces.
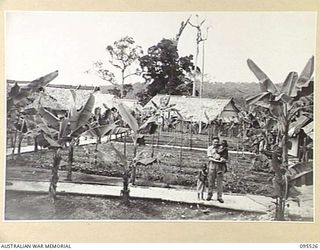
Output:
5,191,262,220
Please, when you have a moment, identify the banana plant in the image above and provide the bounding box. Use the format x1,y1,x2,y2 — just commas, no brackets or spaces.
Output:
34,93,95,200
7,71,59,109
39,92,95,181
246,56,313,163
246,56,314,220
84,122,117,166
109,143,131,204
7,71,59,159
95,101,159,202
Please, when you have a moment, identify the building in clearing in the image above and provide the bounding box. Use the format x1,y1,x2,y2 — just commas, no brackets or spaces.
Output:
145,94,240,124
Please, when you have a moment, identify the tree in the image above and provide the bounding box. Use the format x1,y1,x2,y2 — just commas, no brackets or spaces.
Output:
90,37,143,98
139,39,195,104
246,56,314,220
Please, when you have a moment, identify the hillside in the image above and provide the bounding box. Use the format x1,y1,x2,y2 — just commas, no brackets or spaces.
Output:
52,81,264,109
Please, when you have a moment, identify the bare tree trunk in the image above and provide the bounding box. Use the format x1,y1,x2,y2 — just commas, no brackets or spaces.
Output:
34,136,38,152
192,44,199,97
49,149,62,201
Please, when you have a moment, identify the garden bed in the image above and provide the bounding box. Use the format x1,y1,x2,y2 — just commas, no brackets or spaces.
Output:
6,141,274,197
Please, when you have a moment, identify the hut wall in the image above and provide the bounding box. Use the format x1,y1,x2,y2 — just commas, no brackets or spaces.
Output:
288,135,299,157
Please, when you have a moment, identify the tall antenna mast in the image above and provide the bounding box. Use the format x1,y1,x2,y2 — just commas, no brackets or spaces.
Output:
189,15,206,97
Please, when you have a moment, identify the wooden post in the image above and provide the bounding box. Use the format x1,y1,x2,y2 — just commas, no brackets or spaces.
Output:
11,130,18,160
10,135,14,148
179,120,183,169
198,120,202,134
157,127,160,148
208,123,211,147
151,133,155,157
17,134,23,156
189,122,193,150
124,134,127,158
302,137,307,163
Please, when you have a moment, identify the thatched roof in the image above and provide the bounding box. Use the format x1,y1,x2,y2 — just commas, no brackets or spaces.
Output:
24,93,67,112
44,86,143,113
44,87,115,111
145,95,239,123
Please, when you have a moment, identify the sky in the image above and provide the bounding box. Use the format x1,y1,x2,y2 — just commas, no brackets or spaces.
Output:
5,11,317,86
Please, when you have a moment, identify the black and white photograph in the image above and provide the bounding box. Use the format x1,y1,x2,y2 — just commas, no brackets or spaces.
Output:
5,11,316,221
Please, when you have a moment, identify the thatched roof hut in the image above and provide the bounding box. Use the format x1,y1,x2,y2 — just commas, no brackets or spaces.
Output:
145,95,240,123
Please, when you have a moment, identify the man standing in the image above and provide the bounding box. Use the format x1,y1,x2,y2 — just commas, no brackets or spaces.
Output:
206,136,225,203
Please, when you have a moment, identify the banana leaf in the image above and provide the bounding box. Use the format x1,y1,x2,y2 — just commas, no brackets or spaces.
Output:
58,119,71,139
296,56,314,89
246,92,272,108
116,102,139,133
247,59,278,94
109,143,127,167
70,89,77,106
138,116,157,131
26,70,59,92
69,94,95,131
85,123,117,138
70,124,90,138
151,100,159,109
281,72,299,99
39,107,60,130
42,134,61,148
111,126,130,135
280,57,314,101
